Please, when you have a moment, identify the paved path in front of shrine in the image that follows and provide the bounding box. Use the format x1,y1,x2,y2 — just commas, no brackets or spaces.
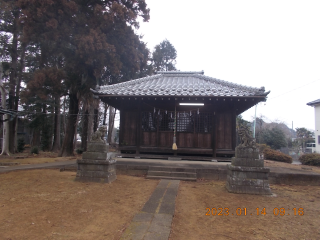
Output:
120,179,179,240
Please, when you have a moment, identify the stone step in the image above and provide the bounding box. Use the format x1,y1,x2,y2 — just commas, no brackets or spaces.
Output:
148,166,196,173
146,175,196,181
148,170,196,178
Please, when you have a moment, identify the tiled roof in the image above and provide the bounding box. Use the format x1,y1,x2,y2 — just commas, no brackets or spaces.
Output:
307,99,320,106
93,71,269,97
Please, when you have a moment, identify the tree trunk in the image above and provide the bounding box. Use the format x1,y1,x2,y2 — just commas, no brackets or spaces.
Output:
62,96,66,138
8,11,19,153
1,112,10,156
32,126,41,147
31,107,42,147
40,103,53,151
14,116,18,151
93,108,99,132
50,100,54,148
0,63,10,155
87,106,94,142
51,94,61,152
81,109,89,151
103,103,108,125
73,111,79,151
107,107,116,143
14,43,27,151
58,93,79,157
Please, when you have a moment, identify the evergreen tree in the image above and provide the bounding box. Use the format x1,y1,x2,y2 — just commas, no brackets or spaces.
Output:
0,0,26,153
262,127,287,150
296,127,313,149
2,0,150,156
152,39,177,72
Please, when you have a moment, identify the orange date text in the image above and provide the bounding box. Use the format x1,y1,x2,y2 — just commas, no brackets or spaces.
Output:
205,207,304,216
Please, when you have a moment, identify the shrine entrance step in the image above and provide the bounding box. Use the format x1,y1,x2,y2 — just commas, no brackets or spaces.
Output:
146,166,197,181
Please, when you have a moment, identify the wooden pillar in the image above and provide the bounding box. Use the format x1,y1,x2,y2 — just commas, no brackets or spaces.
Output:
136,100,141,154
119,110,124,148
173,100,177,156
156,110,160,148
212,111,217,158
193,110,196,148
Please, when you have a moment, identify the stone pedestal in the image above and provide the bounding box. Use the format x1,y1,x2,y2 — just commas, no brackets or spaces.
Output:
75,142,116,183
226,146,271,195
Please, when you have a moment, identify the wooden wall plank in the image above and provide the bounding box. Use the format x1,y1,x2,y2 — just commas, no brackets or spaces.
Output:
232,108,236,149
186,133,193,148
204,134,211,148
136,101,141,153
177,133,184,148
215,112,233,150
197,133,204,148
159,132,172,147
225,112,232,149
217,114,225,149
123,112,137,146
212,115,216,157
150,132,157,146
119,111,124,146
142,132,149,146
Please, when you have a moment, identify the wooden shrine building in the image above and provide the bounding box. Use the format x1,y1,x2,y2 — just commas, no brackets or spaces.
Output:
92,71,269,159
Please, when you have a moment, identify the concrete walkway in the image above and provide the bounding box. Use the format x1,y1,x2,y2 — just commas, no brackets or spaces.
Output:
0,160,77,173
121,179,179,240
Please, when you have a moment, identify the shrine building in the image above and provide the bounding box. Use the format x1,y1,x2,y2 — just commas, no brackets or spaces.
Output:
92,71,269,160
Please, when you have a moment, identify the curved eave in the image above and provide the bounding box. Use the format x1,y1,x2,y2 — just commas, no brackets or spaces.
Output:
307,99,320,106
92,92,269,99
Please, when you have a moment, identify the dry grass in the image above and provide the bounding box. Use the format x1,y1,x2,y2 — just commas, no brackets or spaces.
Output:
264,160,320,173
1,155,320,239
0,170,158,240
171,180,320,240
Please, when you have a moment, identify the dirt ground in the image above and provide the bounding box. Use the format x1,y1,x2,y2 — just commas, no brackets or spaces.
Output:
1,154,320,239
171,180,320,240
264,159,320,173
0,170,159,240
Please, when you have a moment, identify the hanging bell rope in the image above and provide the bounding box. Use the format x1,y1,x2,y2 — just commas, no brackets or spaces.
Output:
172,106,178,150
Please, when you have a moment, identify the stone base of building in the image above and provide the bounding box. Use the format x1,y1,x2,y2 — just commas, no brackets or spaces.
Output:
226,146,272,195
75,142,117,183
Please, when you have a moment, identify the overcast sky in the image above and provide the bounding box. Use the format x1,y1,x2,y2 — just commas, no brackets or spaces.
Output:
137,0,320,131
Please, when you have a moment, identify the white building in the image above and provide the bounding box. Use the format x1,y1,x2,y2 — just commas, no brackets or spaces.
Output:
307,99,320,153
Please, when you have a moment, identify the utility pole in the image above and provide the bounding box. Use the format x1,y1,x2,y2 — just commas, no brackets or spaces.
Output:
253,104,257,138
